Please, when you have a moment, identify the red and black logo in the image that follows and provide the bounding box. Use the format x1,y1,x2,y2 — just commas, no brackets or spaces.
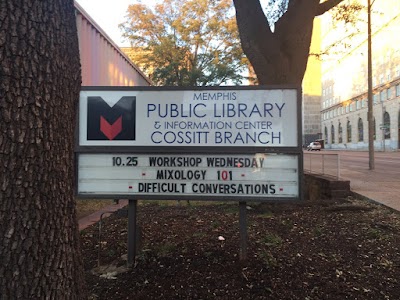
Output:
87,96,136,140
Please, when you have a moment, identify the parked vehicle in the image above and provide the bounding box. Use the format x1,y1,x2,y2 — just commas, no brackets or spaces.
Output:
307,141,322,151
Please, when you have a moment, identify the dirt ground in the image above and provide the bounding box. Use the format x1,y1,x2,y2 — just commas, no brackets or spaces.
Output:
80,198,400,299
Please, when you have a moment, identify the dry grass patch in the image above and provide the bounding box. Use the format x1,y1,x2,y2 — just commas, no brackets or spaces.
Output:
76,199,115,220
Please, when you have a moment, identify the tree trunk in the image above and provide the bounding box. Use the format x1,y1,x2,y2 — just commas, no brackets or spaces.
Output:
233,0,344,86
0,1,86,298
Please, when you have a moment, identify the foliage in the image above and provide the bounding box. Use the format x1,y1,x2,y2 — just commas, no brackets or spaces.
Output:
120,0,248,86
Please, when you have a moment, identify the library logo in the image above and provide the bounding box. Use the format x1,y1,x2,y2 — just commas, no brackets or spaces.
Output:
87,96,136,140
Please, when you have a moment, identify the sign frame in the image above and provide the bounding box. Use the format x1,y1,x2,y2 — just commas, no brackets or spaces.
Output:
75,85,304,202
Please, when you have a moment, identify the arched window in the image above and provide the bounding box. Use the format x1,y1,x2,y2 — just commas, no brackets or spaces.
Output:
331,125,335,144
383,112,390,139
347,120,352,142
358,118,364,141
324,127,328,144
398,111,400,148
338,122,343,143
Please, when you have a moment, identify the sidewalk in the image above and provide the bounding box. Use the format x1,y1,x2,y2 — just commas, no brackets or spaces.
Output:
78,199,128,231
340,168,400,211
334,150,400,211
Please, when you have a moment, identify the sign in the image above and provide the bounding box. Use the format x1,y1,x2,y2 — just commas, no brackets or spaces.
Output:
76,86,303,202
79,88,299,147
77,153,299,200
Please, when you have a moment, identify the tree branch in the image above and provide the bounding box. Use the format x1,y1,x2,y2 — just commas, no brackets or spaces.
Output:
316,0,346,16
233,0,273,46
233,0,277,79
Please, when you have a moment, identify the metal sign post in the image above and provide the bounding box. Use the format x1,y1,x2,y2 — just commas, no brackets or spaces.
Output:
127,199,138,267
239,201,248,260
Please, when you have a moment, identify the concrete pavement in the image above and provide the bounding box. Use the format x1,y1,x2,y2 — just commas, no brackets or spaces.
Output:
334,150,400,211
340,165,400,212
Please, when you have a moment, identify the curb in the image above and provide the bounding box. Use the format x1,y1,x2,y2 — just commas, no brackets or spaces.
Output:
350,191,399,213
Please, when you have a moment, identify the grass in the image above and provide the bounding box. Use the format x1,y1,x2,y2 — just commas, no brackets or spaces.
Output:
261,233,283,247
76,199,115,220
259,250,278,267
155,242,177,257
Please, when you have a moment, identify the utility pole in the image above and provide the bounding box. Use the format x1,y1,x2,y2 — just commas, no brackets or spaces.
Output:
367,0,375,170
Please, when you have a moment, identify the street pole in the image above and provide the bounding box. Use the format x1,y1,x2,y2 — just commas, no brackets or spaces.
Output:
367,0,375,169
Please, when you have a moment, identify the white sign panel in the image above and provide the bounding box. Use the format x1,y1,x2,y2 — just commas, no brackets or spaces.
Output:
79,88,298,147
78,153,299,199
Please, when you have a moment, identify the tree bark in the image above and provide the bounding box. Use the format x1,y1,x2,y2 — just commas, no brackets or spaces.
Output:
233,0,345,85
0,1,86,299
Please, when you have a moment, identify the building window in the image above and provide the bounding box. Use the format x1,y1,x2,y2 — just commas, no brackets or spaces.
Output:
383,112,391,139
358,118,364,142
396,84,400,97
387,88,391,99
373,94,378,104
325,127,328,144
380,90,387,102
398,111,400,138
347,120,352,142
331,125,335,144
338,122,343,143
373,118,376,140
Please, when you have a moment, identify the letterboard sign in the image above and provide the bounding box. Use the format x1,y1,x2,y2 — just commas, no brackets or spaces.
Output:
77,153,299,200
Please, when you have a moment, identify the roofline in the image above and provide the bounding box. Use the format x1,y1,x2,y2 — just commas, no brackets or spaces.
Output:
73,1,152,85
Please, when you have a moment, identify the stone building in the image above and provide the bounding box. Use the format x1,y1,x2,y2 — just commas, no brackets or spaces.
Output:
320,0,400,151
303,19,322,146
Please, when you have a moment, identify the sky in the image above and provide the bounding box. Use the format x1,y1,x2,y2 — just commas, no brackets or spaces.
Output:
75,0,161,47
75,0,268,47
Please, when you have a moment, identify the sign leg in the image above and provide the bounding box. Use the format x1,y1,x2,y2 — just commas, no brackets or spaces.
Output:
127,199,138,267
239,201,248,261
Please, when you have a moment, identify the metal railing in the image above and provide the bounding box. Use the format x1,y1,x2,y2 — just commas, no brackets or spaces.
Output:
303,152,340,180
